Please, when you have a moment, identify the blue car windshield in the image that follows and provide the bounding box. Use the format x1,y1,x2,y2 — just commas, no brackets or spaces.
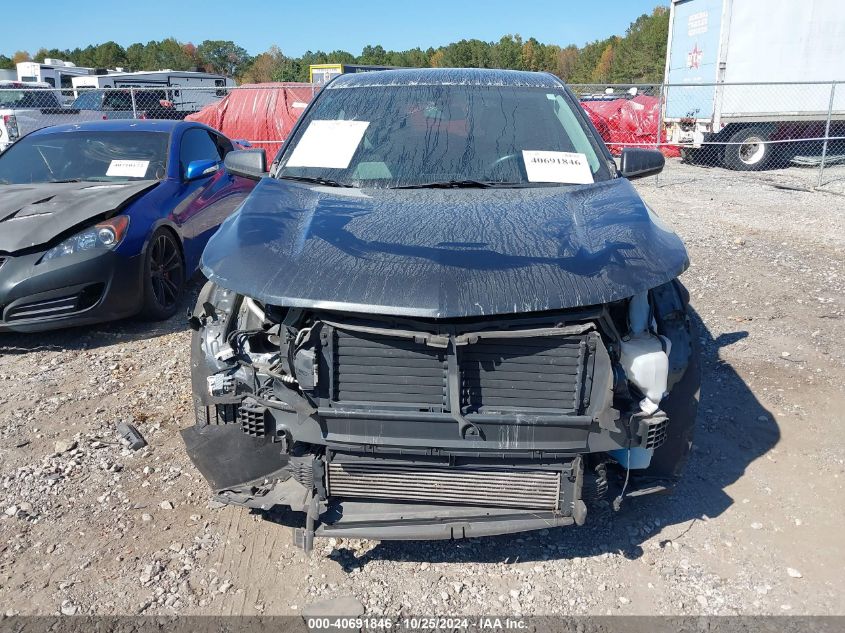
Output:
276,84,610,188
0,131,169,184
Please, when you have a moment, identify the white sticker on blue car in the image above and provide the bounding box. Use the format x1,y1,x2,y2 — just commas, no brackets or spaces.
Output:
106,160,150,178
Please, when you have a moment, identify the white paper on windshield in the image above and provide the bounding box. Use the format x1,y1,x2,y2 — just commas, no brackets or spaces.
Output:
286,120,370,169
522,151,594,184
106,159,150,178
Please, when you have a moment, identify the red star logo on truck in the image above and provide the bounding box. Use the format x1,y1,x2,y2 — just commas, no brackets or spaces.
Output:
687,44,703,69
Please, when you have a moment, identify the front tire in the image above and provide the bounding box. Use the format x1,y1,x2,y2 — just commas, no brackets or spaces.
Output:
139,228,185,321
722,126,772,171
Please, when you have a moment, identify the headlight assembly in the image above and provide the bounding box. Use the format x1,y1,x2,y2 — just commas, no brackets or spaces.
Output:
41,215,130,263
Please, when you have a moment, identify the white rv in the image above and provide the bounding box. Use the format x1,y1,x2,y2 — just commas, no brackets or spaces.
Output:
17,59,95,96
72,70,235,114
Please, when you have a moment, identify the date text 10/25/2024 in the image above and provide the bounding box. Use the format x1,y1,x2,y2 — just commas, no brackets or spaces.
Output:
306,617,528,630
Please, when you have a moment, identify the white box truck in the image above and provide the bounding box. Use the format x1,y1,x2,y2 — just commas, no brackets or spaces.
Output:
663,0,845,169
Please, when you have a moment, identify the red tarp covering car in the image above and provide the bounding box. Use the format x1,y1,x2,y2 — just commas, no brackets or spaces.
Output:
580,95,681,158
185,83,317,164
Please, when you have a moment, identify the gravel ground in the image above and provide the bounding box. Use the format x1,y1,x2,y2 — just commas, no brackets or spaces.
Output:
1,159,843,618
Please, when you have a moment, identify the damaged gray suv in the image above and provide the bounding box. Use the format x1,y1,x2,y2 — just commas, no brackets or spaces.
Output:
183,69,699,550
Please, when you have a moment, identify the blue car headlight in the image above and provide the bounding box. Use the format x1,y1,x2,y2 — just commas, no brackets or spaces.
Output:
41,215,130,263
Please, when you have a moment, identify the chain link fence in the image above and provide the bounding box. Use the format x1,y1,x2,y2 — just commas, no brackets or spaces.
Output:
2,82,845,193
571,81,845,194
0,84,319,162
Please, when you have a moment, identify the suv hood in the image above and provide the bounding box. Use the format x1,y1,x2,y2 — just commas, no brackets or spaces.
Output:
0,180,157,253
201,177,689,318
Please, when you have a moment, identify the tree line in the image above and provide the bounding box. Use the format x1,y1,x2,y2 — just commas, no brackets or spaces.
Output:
1,7,668,85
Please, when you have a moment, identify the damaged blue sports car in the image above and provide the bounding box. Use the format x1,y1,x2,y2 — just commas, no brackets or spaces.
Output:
184,69,699,550
0,120,256,332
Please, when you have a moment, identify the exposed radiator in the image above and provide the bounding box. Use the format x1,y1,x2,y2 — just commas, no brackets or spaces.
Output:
327,461,561,510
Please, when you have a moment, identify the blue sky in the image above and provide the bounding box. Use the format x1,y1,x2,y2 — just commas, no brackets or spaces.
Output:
7,0,666,57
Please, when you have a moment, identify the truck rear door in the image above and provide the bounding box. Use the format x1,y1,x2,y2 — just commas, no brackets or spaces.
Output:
664,0,725,121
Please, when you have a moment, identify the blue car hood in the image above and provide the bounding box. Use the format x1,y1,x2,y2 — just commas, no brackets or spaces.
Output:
201,177,689,318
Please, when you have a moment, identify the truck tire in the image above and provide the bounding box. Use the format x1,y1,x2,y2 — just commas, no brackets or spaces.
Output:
722,126,772,171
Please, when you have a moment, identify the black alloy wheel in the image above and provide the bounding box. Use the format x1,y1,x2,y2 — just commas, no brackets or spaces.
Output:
140,228,185,320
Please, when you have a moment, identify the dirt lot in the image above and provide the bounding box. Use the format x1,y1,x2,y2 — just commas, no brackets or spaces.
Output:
1,160,843,617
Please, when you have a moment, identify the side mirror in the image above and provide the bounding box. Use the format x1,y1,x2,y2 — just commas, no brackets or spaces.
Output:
185,158,220,181
224,149,266,181
619,148,665,179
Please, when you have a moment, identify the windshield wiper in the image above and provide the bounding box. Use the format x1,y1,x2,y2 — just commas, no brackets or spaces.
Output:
391,180,524,189
48,178,83,183
279,175,354,188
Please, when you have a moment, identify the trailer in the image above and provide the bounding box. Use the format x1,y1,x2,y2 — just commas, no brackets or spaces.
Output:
16,59,97,102
663,0,845,169
72,70,235,114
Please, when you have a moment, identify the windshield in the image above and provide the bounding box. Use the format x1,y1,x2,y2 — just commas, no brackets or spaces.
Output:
276,84,610,188
0,131,169,184
0,87,56,109
72,90,104,109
